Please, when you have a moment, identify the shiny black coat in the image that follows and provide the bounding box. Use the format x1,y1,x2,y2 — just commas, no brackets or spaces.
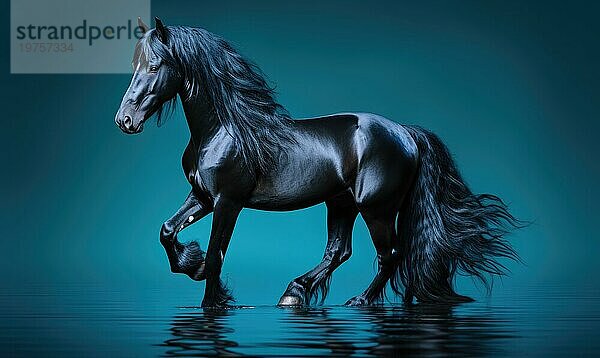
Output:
116,19,519,308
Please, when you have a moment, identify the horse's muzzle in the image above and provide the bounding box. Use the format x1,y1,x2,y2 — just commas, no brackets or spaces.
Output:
115,114,144,134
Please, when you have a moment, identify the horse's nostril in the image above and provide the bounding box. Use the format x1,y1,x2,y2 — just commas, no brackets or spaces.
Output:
124,115,132,127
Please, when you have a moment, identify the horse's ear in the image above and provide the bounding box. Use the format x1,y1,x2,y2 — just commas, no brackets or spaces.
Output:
155,17,168,44
137,17,149,33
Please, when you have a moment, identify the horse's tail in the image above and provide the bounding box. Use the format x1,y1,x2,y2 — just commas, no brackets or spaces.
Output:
392,125,521,303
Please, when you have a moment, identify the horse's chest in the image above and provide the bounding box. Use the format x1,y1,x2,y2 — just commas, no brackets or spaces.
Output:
182,144,210,195
187,158,251,199
182,157,215,193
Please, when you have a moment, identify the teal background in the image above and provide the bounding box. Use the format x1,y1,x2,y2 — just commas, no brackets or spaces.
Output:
2,0,599,307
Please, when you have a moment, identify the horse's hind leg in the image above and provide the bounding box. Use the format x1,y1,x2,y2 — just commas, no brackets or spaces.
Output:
344,210,399,306
278,194,358,306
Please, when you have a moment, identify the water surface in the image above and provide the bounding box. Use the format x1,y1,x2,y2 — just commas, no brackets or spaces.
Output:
1,285,598,356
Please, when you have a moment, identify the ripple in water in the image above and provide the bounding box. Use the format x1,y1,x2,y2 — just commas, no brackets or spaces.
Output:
160,304,517,357
1,285,599,356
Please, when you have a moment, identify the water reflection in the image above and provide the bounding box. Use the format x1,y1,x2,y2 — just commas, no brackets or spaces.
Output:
1,286,599,356
161,309,239,357
357,304,516,356
161,303,517,357
276,307,358,356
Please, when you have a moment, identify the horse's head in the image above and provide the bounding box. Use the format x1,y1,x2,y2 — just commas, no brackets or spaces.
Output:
115,17,182,134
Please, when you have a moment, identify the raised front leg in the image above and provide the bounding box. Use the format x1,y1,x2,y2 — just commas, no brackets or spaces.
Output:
278,197,358,306
161,191,212,281
201,197,241,308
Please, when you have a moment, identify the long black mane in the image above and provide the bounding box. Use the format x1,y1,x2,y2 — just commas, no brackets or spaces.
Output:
140,26,295,175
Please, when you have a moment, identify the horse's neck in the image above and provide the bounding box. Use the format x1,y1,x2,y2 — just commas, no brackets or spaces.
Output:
180,95,221,148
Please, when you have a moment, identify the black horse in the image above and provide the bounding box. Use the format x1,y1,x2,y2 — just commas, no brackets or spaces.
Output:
115,18,519,308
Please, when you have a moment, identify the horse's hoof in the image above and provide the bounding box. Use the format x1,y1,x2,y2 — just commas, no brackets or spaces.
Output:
277,295,304,306
344,296,369,306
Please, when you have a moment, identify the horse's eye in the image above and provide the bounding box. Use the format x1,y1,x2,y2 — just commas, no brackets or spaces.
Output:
149,65,159,73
